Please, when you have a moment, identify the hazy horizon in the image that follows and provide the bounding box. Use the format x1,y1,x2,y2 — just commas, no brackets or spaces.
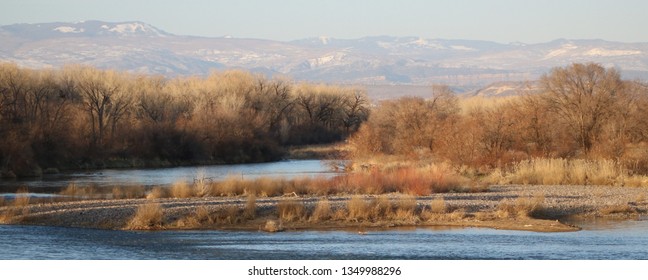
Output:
1,0,647,44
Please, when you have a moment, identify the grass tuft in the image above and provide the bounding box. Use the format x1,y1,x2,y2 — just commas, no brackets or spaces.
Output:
244,194,257,219
310,198,332,222
263,220,284,232
13,188,30,207
170,181,194,198
392,195,418,222
111,186,146,199
429,197,447,214
496,194,545,218
125,203,164,230
146,187,168,200
277,199,306,222
347,196,371,221
60,184,98,200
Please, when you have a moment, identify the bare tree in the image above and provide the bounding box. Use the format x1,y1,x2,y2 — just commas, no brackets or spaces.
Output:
70,66,132,149
541,63,625,152
341,89,370,133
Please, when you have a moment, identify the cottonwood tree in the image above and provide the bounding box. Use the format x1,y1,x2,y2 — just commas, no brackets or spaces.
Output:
341,89,370,134
69,66,132,150
541,63,625,153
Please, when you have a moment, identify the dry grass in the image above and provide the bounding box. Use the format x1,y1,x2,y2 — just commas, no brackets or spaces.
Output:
370,196,393,219
0,206,29,224
621,175,648,187
337,165,465,196
146,187,168,200
310,198,332,222
347,196,371,221
473,211,492,221
175,205,214,228
429,197,447,214
193,170,210,197
277,199,306,222
124,203,164,230
59,183,99,199
263,220,284,232
331,208,348,221
244,194,257,219
496,194,545,218
0,190,31,223
211,176,247,196
218,205,242,224
170,181,194,198
392,195,418,222
257,177,283,197
503,158,646,186
111,186,146,199
0,209,19,223
448,208,466,220
13,189,30,207
109,163,471,202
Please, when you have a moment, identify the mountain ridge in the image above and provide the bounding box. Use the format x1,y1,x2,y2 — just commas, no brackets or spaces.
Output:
2,20,647,91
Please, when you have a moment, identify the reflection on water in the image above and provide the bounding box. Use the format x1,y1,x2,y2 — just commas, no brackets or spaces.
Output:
1,219,647,260
0,160,336,194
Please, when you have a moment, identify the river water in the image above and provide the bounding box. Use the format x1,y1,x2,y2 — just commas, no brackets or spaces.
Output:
1,219,647,259
0,160,336,194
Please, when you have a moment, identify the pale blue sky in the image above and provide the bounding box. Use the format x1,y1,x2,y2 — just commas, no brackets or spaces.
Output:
1,0,646,43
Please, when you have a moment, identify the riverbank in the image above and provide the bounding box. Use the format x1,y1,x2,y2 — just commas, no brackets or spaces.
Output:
2,185,646,232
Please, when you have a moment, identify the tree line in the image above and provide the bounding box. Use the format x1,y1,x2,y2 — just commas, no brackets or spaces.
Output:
349,63,648,174
0,64,369,177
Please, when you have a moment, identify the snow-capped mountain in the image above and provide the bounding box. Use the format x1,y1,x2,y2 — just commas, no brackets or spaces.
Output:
2,21,648,90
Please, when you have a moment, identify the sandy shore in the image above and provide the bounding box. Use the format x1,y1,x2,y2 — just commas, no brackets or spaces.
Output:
2,185,647,232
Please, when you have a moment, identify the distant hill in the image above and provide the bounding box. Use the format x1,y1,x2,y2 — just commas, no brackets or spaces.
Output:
2,20,648,91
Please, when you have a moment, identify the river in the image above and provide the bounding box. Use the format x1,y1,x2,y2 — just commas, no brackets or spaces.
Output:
1,219,647,259
0,160,337,194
